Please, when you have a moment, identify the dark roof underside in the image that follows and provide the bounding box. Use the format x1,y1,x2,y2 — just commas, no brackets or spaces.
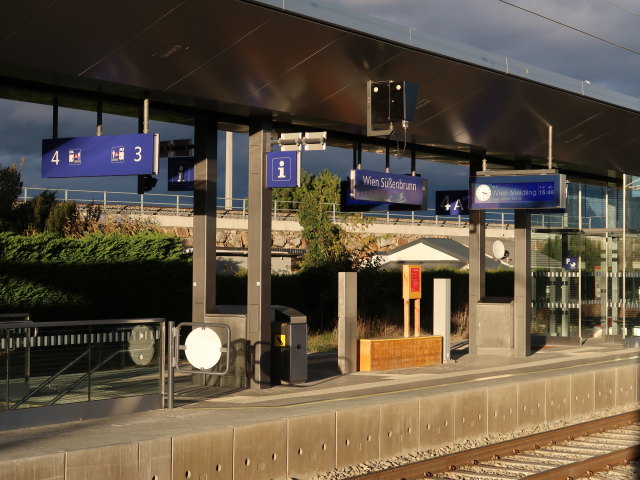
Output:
0,0,638,178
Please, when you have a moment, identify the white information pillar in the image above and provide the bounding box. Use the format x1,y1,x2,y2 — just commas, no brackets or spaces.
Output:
433,278,451,363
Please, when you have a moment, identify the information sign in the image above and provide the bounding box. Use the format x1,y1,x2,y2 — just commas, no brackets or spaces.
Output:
266,151,300,188
168,157,194,191
350,169,427,209
435,190,469,216
42,133,158,178
402,265,422,300
564,257,578,271
469,174,566,210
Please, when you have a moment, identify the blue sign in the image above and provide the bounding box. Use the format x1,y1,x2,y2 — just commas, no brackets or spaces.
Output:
435,190,469,216
266,151,300,188
564,257,578,271
469,174,566,210
350,169,427,209
168,157,194,191
42,133,158,178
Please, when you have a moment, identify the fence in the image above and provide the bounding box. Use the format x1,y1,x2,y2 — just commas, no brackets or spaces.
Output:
21,186,526,227
0,316,166,429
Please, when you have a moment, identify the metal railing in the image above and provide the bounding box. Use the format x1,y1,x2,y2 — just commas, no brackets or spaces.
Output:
21,186,521,228
0,317,165,413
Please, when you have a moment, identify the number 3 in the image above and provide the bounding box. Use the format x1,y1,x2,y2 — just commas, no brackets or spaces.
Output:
134,146,142,162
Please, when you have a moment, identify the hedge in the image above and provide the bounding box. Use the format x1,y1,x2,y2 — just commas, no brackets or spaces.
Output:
0,233,514,330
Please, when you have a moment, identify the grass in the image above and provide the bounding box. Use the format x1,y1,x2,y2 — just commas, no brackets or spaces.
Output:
307,308,469,354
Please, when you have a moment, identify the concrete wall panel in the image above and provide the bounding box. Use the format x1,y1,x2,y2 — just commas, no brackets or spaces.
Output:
594,368,616,412
138,437,171,480
419,393,455,450
455,389,487,441
66,443,138,480
336,405,380,469
288,412,336,479
0,454,64,480
616,365,638,408
487,384,517,434
545,375,570,423
517,380,545,429
380,399,420,458
173,428,233,480
570,372,595,419
234,421,287,480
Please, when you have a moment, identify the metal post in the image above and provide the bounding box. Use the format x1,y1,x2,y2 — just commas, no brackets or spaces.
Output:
52,97,58,139
225,131,234,210
96,100,103,137
332,203,336,223
23,187,27,203
167,321,174,409
247,117,272,389
103,191,107,208
140,194,144,214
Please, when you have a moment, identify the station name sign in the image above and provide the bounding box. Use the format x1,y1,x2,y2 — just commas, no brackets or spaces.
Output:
350,169,427,209
42,133,159,178
469,174,566,210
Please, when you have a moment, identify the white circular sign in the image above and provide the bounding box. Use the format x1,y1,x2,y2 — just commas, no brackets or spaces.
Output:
492,240,506,259
475,184,492,202
185,328,222,370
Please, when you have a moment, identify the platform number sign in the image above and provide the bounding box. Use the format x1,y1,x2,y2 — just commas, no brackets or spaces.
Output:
435,190,469,216
42,133,158,178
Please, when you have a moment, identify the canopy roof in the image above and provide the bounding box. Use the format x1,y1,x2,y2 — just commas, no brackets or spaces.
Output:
0,0,638,178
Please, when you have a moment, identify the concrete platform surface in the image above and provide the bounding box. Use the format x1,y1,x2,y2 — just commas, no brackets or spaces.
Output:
0,338,638,479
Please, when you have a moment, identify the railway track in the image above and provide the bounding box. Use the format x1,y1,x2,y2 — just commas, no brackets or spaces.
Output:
348,410,640,480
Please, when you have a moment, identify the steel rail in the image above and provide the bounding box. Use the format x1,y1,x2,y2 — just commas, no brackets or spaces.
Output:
526,445,639,479
347,410,640,480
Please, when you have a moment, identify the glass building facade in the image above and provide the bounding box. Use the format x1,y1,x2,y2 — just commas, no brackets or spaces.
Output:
530,176,640,342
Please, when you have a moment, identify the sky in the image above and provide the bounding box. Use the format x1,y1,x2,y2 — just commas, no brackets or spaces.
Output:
1,0,638,208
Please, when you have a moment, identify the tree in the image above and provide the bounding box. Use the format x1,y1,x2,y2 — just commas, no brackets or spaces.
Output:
0,163,23,228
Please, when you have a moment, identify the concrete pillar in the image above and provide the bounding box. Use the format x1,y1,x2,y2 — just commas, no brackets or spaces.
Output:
433,278,451,363
468,161,485,356
247,118,272,388
192,118,217,322
514,210,531,357
338,272,358,374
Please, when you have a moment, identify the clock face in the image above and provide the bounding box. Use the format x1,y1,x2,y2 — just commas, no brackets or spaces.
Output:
475,184,492,202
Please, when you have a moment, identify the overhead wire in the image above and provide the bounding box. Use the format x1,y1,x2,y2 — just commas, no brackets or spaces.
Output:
496,0,640,55
601,0,640,17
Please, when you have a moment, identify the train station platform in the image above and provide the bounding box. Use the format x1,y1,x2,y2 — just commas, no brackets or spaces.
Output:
0,339,638,480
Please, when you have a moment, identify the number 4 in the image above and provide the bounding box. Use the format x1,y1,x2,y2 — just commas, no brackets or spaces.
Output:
51,150,59,165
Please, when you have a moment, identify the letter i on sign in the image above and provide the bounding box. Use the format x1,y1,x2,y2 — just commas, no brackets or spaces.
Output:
278,160,286,179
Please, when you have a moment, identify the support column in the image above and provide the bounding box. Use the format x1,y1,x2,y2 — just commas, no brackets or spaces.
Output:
514,210,532,357
192,118,217,322
247,118,272,389
468,161,485,356
338,272,358,374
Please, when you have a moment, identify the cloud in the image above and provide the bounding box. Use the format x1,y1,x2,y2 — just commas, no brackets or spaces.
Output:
325,0,640,97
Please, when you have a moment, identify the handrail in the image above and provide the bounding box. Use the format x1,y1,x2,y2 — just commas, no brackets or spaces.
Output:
0,317,164,330
20,186,519,226
47,348,124,406
10,348,90,409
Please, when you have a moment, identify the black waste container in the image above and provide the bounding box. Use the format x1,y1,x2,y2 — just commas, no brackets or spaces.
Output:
271,306,307,384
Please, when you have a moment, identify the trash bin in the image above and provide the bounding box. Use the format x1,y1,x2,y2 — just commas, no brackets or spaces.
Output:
271,306,307,384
